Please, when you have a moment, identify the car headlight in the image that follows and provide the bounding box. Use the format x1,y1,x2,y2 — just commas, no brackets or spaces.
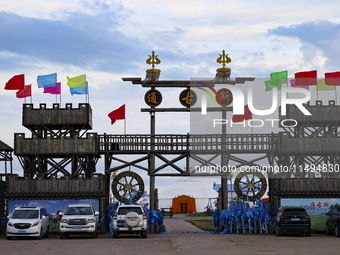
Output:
32,221,40,227
7,222,13,227
60,218,68,223
87,218,96,223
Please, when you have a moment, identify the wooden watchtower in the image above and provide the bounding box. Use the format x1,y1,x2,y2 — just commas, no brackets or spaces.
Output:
14,103,98,179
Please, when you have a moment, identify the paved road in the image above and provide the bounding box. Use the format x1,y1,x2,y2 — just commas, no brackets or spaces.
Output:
1,234,340,255
164,214,208,234
2,216,340,255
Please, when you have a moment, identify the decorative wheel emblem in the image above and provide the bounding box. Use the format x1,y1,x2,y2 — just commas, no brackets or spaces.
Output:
111,171,144,204
234,171,267,201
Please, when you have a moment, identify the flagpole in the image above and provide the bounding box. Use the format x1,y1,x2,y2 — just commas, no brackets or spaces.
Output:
24,85,26,104
124,103,126,134
87,82,90,104
30,85,33,104
335,88,337,105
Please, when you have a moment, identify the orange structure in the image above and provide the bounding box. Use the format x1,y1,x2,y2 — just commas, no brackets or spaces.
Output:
172,195,196,214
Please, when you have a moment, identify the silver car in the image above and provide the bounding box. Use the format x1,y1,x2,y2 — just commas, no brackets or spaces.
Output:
59,204,99,238
113,205,148,239
6,206,50,240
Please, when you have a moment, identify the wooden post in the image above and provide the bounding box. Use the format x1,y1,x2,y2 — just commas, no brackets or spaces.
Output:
149,111,156,232
219,107,228,231
104,153,111,233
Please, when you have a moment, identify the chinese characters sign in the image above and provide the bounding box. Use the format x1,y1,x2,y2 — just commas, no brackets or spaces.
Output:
144,89,162,107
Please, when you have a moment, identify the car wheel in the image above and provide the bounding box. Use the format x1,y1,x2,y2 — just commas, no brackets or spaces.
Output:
60,233,68,239
45,226,49,238
326,225,330,235
125,212,140,228
113,231,119,239
6,236,12,240
90,230,98,239
335,225,340,238
38,227,44,239
276,225,281,236
306,229,311,237
140,231,147,239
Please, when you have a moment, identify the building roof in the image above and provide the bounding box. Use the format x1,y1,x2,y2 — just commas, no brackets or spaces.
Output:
158,177,218,199
0,140,13,152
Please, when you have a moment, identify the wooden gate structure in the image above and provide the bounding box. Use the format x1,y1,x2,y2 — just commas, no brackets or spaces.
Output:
1,50,340,228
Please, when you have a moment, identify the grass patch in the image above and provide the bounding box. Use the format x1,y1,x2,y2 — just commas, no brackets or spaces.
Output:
185,212,212,217
185,219,214,232
310,214,328,232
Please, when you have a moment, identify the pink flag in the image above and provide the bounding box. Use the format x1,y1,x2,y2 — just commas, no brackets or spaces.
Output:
290,79,309,90
43,82,61,94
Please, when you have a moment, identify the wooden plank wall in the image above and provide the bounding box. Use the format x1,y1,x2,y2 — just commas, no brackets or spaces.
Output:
8,174,104,193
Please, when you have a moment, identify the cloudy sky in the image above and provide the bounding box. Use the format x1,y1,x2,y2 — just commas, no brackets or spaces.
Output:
1,0,340,192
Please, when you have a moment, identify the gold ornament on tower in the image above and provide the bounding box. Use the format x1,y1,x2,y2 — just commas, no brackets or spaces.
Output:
215,49,231,81
145,51,161,81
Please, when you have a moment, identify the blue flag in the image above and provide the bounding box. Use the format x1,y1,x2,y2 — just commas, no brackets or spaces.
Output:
69,81,88,95
37,73,57,88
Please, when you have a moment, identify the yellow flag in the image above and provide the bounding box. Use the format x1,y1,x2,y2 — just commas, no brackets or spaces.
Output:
317,79,335,91
67,74,86,88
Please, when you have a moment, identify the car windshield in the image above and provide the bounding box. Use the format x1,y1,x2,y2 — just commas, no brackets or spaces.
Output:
283,209,307,216
118,207,142,215
64,206,93,215
11,210,39,219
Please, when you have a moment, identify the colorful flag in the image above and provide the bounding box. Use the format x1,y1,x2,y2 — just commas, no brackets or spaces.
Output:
67,74,86,88
108,104,125,125
265,80,282,91
44,82,61,95
295,70,317,86
5,74,25,90
270,70,288,86
16,85,31,98
37,73,57,88
232,105,252,123
69,82,88,95
317,79,335,91
325,71,340,86
289,79,309,90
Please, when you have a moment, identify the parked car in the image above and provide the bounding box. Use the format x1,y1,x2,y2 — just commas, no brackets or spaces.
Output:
272,206,311,236
59,204,99,239
6,206,49,240
113,205,147,239
326,205,340,237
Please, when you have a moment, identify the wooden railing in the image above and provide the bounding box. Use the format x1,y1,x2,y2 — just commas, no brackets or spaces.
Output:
98,134,279,153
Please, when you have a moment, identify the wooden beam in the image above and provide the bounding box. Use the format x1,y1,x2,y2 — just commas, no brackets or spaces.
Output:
105,155,150,173
141,107,233,112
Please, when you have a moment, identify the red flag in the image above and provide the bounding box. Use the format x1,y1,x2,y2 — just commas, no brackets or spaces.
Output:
294,70,317,86
232,105,252,123
16,85,31,98
108,104,125,125
5,74,25,90
325,71,340,86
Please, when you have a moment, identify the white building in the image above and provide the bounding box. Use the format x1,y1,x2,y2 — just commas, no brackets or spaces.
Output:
158,177,219,212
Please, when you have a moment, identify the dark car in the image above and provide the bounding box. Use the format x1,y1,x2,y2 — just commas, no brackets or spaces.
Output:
273,206,311,236
326,205,340,237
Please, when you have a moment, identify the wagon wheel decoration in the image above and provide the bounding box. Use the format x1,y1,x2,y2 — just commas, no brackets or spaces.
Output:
111,171,144,204
234,171,267,202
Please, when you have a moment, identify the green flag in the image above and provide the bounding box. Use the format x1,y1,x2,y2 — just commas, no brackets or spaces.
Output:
317,79,336,91
270,70,288,86
265,80,282,91
67,74,86,88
